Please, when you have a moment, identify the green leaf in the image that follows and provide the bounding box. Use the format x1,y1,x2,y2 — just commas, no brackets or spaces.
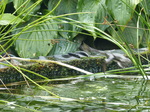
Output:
13,0,41,21
109,13,144,48
0,13,24,25
106,0,141,30
55,18,81,40
122,16,144,48
0,0,9,14
77,0,102,38
14,20,58,58
48,0,77,17
141,0,150,16
8,0,13,3
48,0,79,40
95,0,111,31
48,36,81,55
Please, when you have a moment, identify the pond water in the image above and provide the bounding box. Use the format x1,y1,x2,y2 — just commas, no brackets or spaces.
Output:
0,75,150,112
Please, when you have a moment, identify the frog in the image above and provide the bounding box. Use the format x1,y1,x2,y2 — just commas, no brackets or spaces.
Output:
0,43,132,71
80,42,132,69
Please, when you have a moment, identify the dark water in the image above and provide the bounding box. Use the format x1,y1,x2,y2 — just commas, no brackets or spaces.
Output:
0,76,150,112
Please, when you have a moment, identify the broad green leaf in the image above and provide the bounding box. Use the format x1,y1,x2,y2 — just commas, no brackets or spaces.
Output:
77,0,101,38
48,36,81,55
95,0,111,31
48,0,77,17
48,0,79,40
122,21,144,48
106,0,142,30
122,17,144,48
13,0,41,21
0,13,24,25
8,0,13,2
4,0,13,3
14,20,58,58
109,13,144,48
55,17,82,40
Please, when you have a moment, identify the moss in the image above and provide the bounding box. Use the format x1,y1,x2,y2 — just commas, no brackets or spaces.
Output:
1,53,149,83
0,56,107,83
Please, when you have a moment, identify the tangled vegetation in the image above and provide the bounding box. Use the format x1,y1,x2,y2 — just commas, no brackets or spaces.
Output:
1,0,150,111
0,0,150,77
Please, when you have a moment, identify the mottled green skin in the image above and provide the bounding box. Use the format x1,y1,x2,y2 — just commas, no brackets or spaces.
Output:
0,56,106,83
0,50,149,83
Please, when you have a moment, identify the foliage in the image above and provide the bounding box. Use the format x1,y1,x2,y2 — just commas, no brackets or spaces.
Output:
14,18,58,57
1,0,150,111
0,13,24,25
0,0,147,58
0,0,150,75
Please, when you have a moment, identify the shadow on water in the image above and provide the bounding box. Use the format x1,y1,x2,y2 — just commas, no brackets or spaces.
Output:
0,76,150,112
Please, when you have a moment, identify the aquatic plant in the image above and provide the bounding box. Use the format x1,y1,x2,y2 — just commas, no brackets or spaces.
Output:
1,0,150,111
0,0,149,79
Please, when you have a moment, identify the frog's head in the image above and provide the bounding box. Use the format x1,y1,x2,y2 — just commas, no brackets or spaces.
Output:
114,58,132,68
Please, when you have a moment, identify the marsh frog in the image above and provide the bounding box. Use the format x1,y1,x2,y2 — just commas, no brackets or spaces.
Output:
80,43,132,68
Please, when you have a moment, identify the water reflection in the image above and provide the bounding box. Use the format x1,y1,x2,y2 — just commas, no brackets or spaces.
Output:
0,77,150,111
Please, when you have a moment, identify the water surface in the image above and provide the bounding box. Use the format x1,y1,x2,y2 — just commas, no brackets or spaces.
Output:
0,76,150,112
